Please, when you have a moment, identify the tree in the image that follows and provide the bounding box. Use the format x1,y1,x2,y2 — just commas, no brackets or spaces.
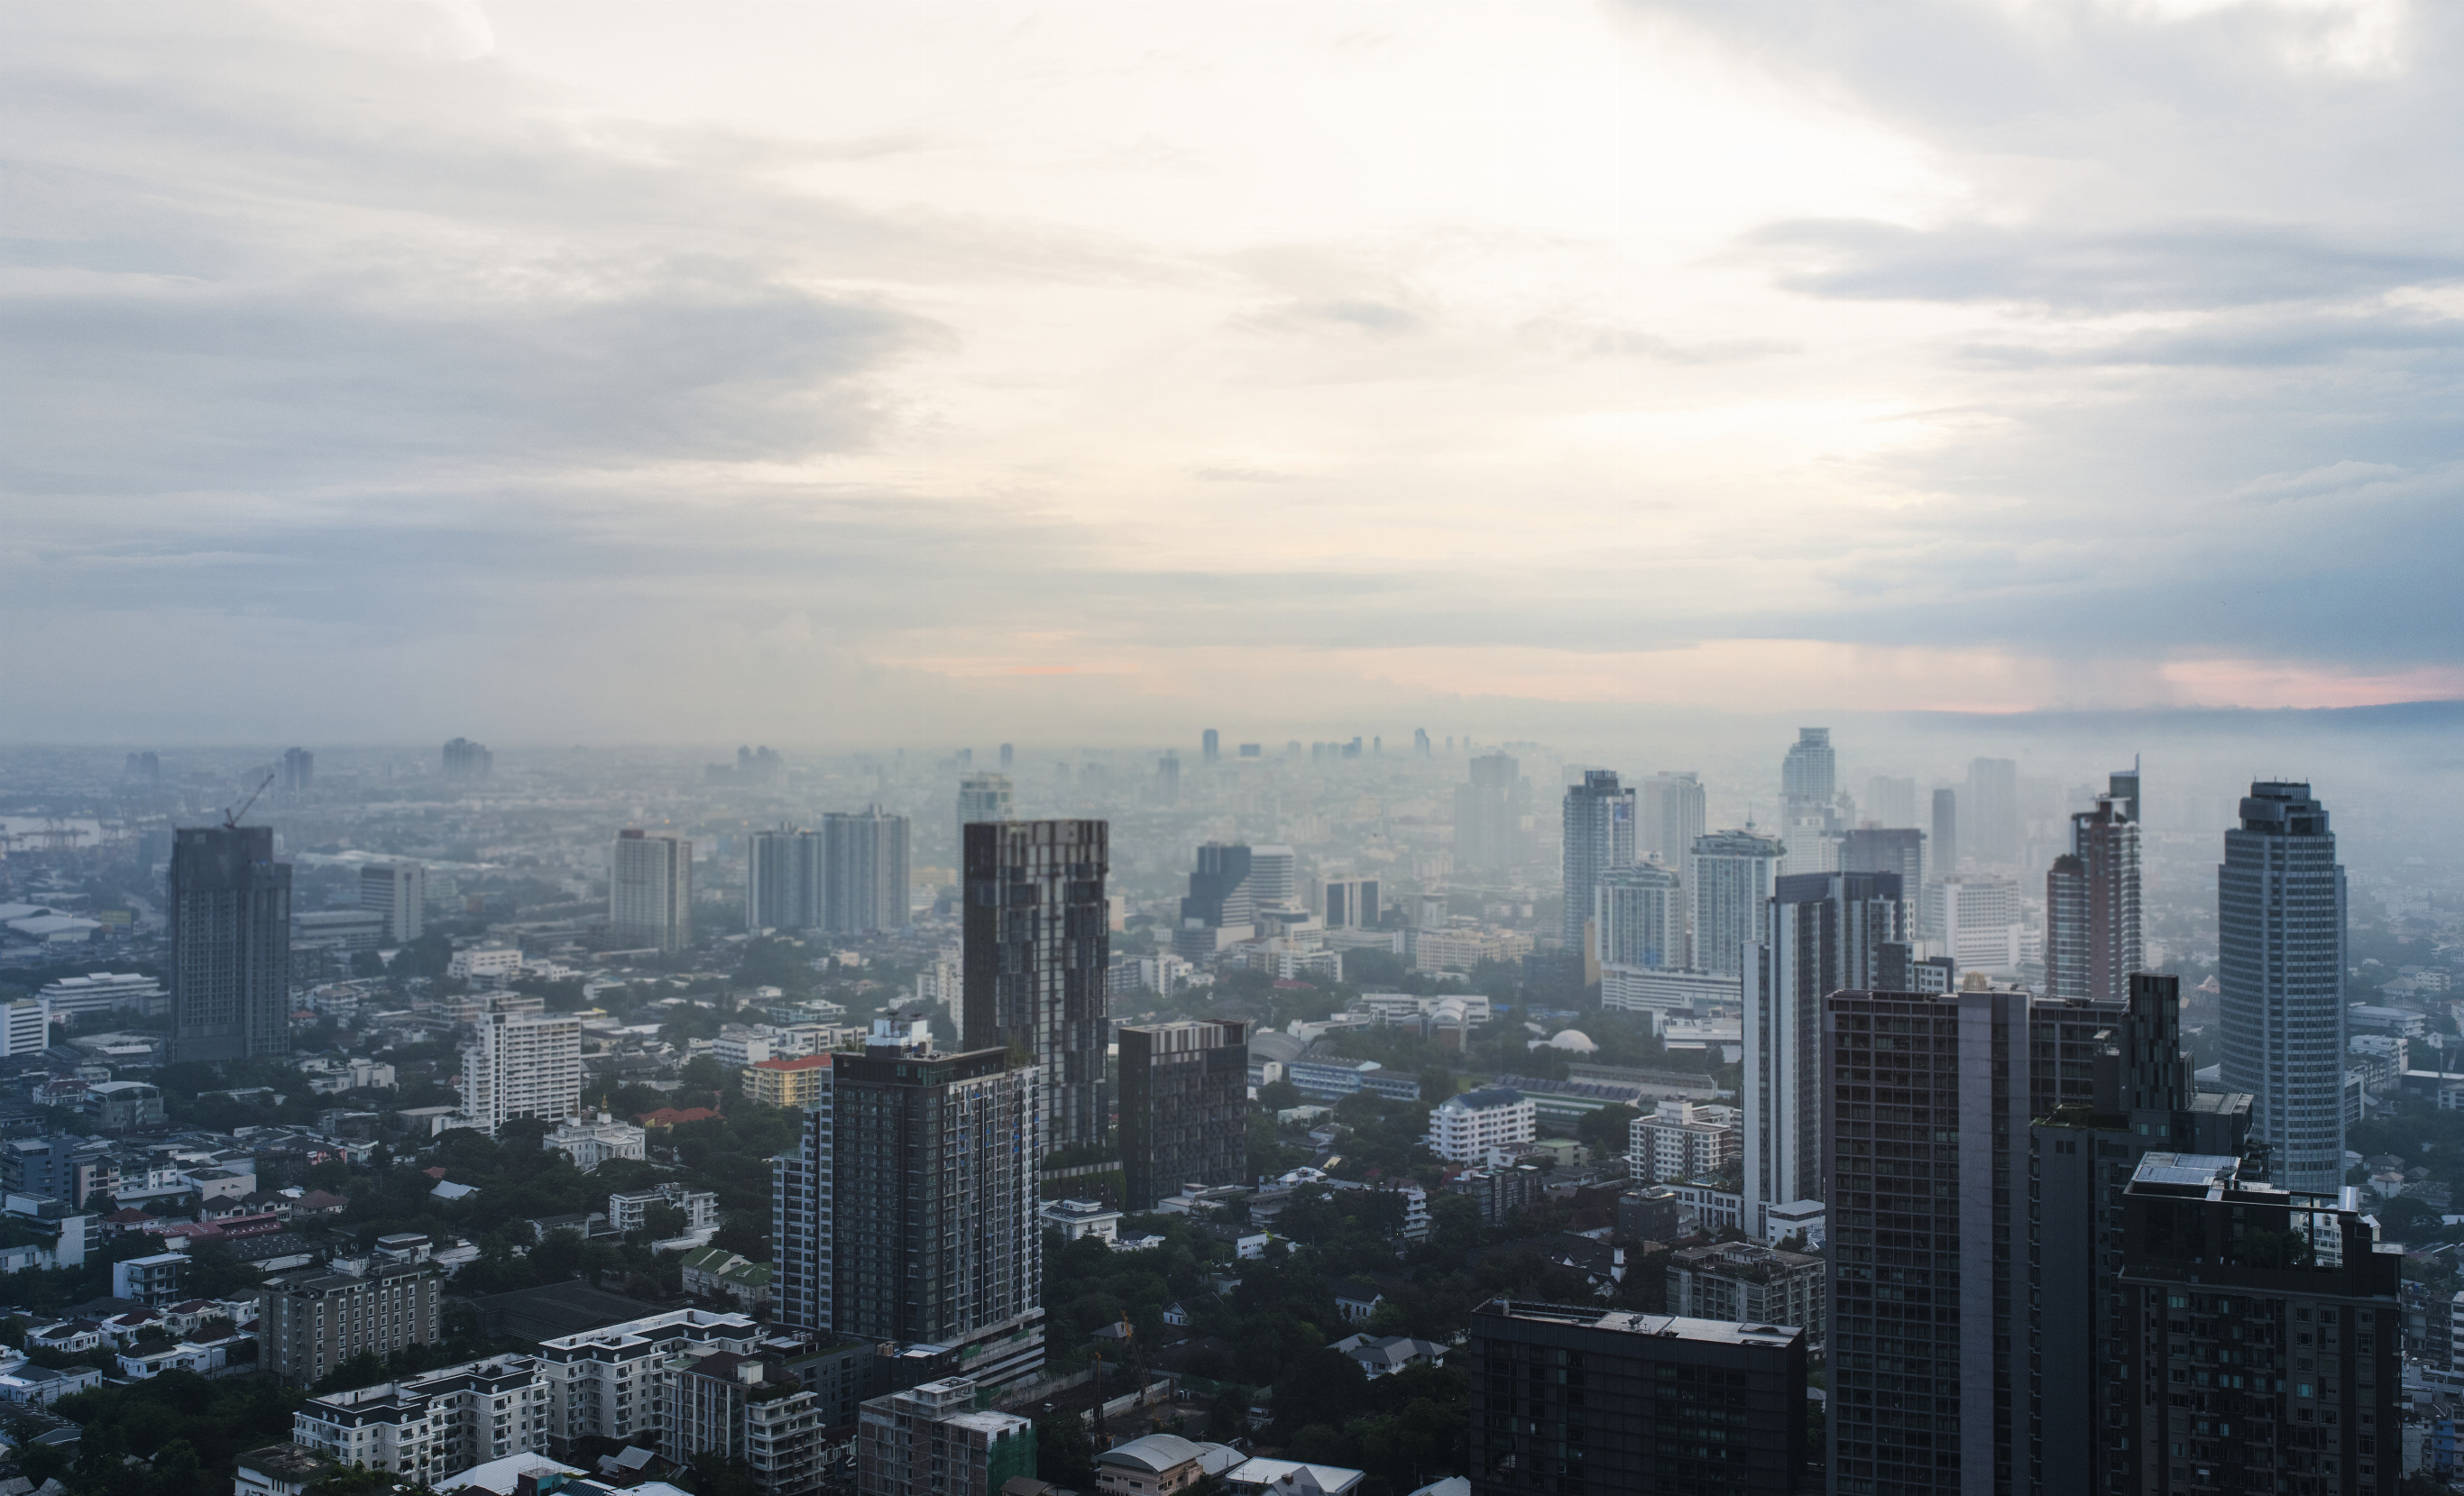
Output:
1575,1103,1640,1160
710,1215,768,1262
1034,1413,1096,1490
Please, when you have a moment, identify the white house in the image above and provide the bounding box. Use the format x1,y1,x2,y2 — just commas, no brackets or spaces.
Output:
1424,1088,1536,1164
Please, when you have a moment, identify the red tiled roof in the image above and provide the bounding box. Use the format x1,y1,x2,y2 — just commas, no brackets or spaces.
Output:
423,1167,447,1179
636,1106,721,1127
750,1055,831,1072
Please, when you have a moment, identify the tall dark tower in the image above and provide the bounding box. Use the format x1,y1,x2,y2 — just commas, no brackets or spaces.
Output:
168,825,292,1064
962,819,1110,1152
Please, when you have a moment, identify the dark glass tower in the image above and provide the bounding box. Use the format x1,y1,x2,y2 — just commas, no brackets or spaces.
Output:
962,819,1110,1152
2220,782,2347,1196
168,824,292,1064
1117,1020,1248,1210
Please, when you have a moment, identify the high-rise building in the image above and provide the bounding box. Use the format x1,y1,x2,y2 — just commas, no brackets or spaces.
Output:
1840,826,1924,904
1780,728,1836,823
747,823,810,932
1966,757,2019,865
280,747,314,794
775,1014,1044,1390
1466,1299,1807,1496
955,774,1012,851
1320,876,1381,929
1864,776,1917,828
1454,752,1531,877
441,738,492,782
462,1012,584,1134
822,808,911,934
1931,785,1960,873
1744,871,1905,1235
167,825,292,1064
2045,792,2141,1004
359,862,425,944
1117,1020,1247,1210
1922,873,2022,974
961,820,1109,1152
1596,863,1686,970
1201,729,1218,765
1247,844,1298,911
1688,829,1783,978
611,831,693,952
998,742,1014,770
260,1262,444,1385
2108,760,2141,825
1180,842,1254,931
1561,771,1635,950
2110,1151,2399,1496
1638,772,1707,875
1155,751,1180,805
2220,781,2348,1196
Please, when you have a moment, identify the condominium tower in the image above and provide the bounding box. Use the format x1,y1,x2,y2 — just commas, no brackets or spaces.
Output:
961,819,1110,1152
2045,791,2142,1004
611,830,693,952
359,861,425,943
1561,771,1635,950
1117,1020,1248,1211
1638,771,1706,876
1596,864,1686,970
167,824,293,1063
1688,829,1784,979
2219,781,2348,1196
462,1012,584,1134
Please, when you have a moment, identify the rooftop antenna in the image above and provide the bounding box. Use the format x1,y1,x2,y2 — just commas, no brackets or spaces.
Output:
224,771,275,830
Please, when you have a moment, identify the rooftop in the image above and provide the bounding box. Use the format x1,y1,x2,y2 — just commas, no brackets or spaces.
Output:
1472,1299,1804,1347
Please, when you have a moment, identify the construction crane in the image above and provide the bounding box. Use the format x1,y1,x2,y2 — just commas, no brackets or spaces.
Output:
225,772,275,830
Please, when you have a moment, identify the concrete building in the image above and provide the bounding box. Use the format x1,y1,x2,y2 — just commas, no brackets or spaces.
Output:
961,819,1109,1152
774,1014,1044,1390
1595,863,1685,971
1426,1088,1537,1164
665,1351,825,1495
1688,830,1782,979
1454,752,1531,878
1320,876,1381,930
1839,827,1924,910
1638,771,1706,880
441,738,492,781
293,1354,547,1479
1922,873,2022,974
1248,845,1299,912
1466,1300,1806,1496
611,831,693,953
2219,781,2349,1197
2046,788,2142,1005
360,862,426,944
1779,728,1836,831
1560,771,1635,950
529,1308,767,1452
168,824,292,1064
2,998,46,1059
955,774,1012,850
463,1012,584,1136
820,808,911,935
857,1377,1034,1496
1966,756,2019,866
743,1054,832,1110
1932,785,1959,874
260,1262,444,1384
608,1183,719,1235
33,971,162,1019
1629,1100,1738,1185
1117,1020,1248,1211
1668,1241,1824,1347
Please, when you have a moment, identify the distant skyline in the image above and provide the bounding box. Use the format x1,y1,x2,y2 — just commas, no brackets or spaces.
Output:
10,1,2464,741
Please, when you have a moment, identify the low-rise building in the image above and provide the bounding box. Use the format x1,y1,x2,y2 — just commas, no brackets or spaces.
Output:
234,1444,343,1496
857,1377,1035,1496
1669,1241,1825,1346
1424,1088,1536,1164
608,1183,720,1235
1447,1165,1547,1226
260,1262,445,1385
664,1352,823,1496
1038,1198,1120,1244
742,1055,832,1110
113,1251,188,1306
547,1114,648,1172
1092,1434,1240,1496
1629,1099,1741,1185
1328,1333,1445,1380
1284,1056,1420,1103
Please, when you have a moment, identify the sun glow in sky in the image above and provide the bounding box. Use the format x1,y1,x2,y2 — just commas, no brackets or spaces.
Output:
6,0,2460,742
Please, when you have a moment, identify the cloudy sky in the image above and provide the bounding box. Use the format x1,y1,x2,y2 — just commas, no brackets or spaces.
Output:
8,0,2461,745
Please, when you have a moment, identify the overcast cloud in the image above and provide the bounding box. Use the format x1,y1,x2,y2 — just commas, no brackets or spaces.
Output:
5,0,2462,744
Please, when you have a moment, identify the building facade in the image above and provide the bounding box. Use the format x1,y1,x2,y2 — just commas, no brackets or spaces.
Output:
358,862,425,944
1630,1100,1739,1185
260,1262,444,1384
1426,1088,1537,1165
168,824,292,1064
462,1012,584,1135
1780,728,1836,830
821,808,911,934
2044,793,2142,1005
955,774,1012,849
744,1054,832,1110
961,819,1109,1152
1668,1242,1825,1347
2219,781,2348,1197
1638,771,1706,879
1560,771,1635,950
857,1377,1035,1496
1454,752,1530,877
1117,1021,1248,1211
1689,830,1783,979
611,830,693,952
1595,863,1685,970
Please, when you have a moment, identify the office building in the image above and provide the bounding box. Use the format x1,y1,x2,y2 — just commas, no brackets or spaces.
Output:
955,773,1012,849
2,1135,116,1208
1320,876,1380,929
280,747,315,795
292,907,388,955
823,808,911,934
168,824,292,1064
1248,844,1298,911
774,1014,1045,1390
441,738,492,782
260,1262,444,1384
2,999,46,1058
1922,872,2022,973
1780,728,1836,829
461,1013,584,1135
1427,1088,1538,1164
1467,1300,1807,1496
611,830,693,952
2045,792,2141,1004
1117,1020,1248,1210
1561,771,1636,949
33,971,162,1019
1865,776,1917,829
1966,757,2019,865
1932,785,1959,873
1177,841,1255,959
963,819,1108,1151
1840,827,1924,907
1669,1242,1824,1348
1595,863,1685,970
2220,781,2349,1197
359,862,425,944
1455,752,1531,876
858,1377,1036,1496
2110,1152,2400,1495
1202,729,1218,764
1639,771,1707,876
1689,829,1782,978
1743,871,1905,1236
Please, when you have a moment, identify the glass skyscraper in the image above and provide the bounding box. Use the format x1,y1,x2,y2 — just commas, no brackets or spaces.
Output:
2219,782,2347,1196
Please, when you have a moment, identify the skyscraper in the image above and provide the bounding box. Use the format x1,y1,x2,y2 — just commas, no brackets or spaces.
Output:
1561,770,1635,949
359,862,425,943
1454,752,1530,876
1687,829,1783,978
1180,842,1254,930
1638,771,1707,874
1117,1020,1248,1211
1155,751,1181,805
1931,785,1960,873
822,808,911,934
998,741,1014,769
441,738,492,782
747,823,810,932
2045,792,2141,1004
774,1012,1044,1390
955,773,1013,851
1320,876,1380,929
1745,871,1905,1234
1247,844,1298,911
168,825,292,1064
2220,781,2348,1196
280,747,314,794
1864,775,1917,828
611,830,693,952
961,819,1109,1152
1780,728,1836,828
1840,827,1924,904
1201,728,1218,765
461,1012,584,1134
1596,863,1686,970
1965,757,2019,865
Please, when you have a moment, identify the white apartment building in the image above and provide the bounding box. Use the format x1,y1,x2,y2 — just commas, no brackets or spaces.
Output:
608,1182,720,1235
446,945,522,984
713,1033,773,1069
1630,1100,1741,1186
3,999,49,1059
294,1354,549,1479
532,1309,768,1451
1425,1088,1537,1164
461,1013,584,1136
1923,875,2023,975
